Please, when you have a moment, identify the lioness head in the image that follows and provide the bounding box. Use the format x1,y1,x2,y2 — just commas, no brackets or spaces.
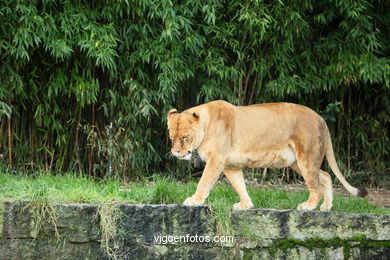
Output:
167,108,204,160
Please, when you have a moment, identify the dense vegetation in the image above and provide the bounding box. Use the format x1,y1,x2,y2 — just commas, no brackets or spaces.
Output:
0,0,389,185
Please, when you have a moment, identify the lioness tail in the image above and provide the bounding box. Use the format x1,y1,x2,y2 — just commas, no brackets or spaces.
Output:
324,126,368,198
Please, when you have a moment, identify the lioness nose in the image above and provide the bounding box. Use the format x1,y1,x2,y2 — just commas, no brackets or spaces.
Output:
172,150,180,157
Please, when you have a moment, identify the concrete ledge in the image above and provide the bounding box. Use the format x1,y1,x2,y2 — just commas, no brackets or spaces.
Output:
0,200,389,259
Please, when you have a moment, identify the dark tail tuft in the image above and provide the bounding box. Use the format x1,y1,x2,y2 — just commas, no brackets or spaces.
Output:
357,187,368,198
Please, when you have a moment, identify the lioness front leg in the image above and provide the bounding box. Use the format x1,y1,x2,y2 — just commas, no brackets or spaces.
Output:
224,168,254,210
183,157,223,206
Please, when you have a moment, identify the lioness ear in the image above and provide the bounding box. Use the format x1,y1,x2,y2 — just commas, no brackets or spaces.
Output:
168,108,178,115
192,112,199,120
168,108,178,116
167,108,178,127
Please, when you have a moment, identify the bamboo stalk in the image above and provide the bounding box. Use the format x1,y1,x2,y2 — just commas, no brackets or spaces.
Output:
88,103,96,176
248,75,258,105
75,111,81,174
262,167,267,179
347,90,351,171
0,118,4,162
7,115,12,168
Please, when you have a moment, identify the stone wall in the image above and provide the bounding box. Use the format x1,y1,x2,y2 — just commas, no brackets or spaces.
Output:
0,200,389,259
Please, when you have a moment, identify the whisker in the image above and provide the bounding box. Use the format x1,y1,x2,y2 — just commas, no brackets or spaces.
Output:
164,151,174,159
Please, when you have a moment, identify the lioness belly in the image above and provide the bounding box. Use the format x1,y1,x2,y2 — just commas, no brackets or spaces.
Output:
227,146,296,169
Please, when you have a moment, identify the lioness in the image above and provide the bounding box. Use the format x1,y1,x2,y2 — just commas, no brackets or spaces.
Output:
167,100,367,211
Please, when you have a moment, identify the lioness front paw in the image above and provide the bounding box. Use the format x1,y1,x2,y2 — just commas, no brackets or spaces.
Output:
297,202,317,211
319,202,332,211
183,196,204,206
233,201,254,211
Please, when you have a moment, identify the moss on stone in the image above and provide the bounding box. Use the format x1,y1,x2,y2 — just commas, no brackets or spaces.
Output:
68,225,78,231
270,234,390,259
241,247,255,259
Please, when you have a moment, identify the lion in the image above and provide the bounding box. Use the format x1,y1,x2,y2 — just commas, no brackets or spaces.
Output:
167,100,367,211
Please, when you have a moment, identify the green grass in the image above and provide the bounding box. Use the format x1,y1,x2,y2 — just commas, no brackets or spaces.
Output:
1,171,388,235
0,171,388,219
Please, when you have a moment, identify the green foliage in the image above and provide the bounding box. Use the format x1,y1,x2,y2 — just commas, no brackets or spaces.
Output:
0,0,388,183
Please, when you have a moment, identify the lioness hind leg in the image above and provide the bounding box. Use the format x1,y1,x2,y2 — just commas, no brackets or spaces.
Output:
319,170,333,211
223,168,254,210
298,169,322,211
290,163,322,211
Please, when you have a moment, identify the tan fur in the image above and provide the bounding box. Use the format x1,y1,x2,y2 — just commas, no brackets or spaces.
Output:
167,100,367,211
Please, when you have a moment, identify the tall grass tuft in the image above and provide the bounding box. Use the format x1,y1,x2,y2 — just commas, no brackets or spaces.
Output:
26,182,59,239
